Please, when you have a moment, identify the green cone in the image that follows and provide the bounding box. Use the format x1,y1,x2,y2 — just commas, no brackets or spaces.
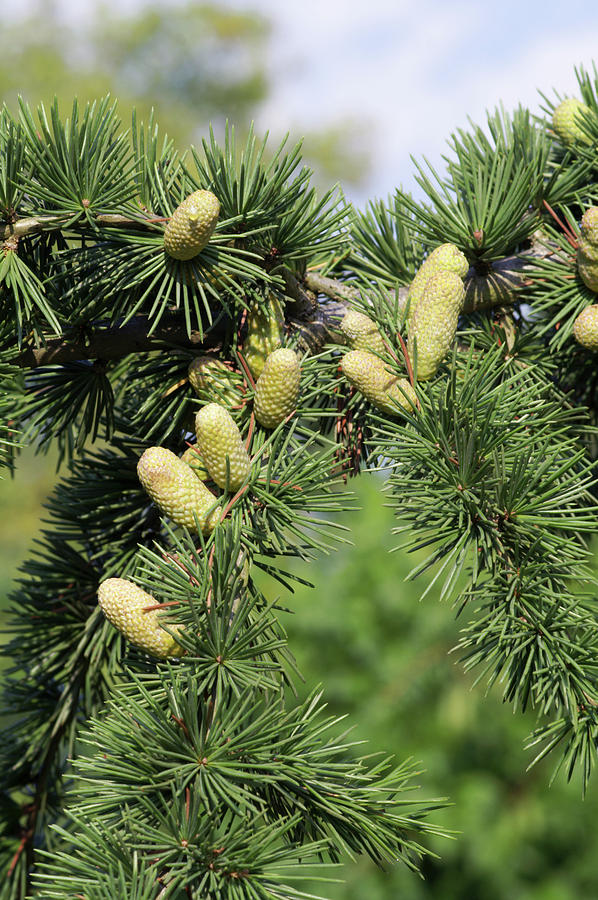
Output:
243,292,285,379
188,356,241,407
137,446,220,534
573,305,598,349
552,98,593,146
407,270,464,380
339,308,387,356
164,189,220,260
254,348,301,429
406,243,469,329
195,403,251,491
577,207,598,292
341,349,417,416
98,577,185,658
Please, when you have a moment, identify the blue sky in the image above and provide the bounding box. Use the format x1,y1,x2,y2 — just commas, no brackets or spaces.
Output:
6,0,598,204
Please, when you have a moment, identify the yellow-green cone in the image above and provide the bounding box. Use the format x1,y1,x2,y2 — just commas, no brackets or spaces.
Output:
577,207,598,292
573,305,598,349
552,98,593,146
339,308,387,356
137,446,220,534
341,350,417,416
406,243,469,329
188,356,241,407
195,403,251,491
254,348,301,429
164,189,220,261
243,292,285,379
180,445,210,482
408,270,465,380
98,577,185,658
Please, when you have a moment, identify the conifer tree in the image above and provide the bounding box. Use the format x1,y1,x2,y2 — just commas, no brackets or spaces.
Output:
2,64,598,897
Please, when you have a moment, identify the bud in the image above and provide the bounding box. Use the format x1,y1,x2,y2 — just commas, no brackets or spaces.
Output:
137,446,220,534
195,403,251,491
254,348,301,429
552,98,593,146
243,292,285,378
573,305,598,350
98,578,185,658
341,350,417,416
339,308,387,356
188,356,241,407
407,270,464,380
406,243,469,329
164,189,220,260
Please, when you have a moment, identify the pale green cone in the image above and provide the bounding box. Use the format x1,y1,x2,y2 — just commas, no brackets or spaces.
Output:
577,207,598,292
408,270,465,380
195,403,251,491
254,348,301,429
164,189,220,260
406,243,469,329
339,308,387,356
180,445,210,482
573,305,598,349
137,446,220,534
243,292,285,379
98,577,185,658
188,356,241,407
341,349,417,416
552,98,593,146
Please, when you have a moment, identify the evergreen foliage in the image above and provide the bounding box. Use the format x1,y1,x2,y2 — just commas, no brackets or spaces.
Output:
3,64,598,897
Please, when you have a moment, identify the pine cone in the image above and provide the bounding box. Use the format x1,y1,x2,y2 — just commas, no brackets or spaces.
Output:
137,446,220,534
254,348,301,429
188,356,241,407
577,207,598,292
98,577,185,658
242,292,285,378
341,349,417,415
195,403,251,491
573,305,598,349
407,270,464,380
406,243,469,329
163,189,220,260
180,445,210,482
552,98,593,146
339,308,387,356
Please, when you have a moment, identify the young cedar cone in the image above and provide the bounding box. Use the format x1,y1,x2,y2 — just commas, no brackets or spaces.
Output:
406,243,469,329
339,308,387,356
577,207,598,292
180,445,210,482
572,305,598,349
137,446,220,534
195,403,251,491
242,292,285,378
98,578,185,659
163,189,220,260
552,98,593,146
253,348,301,429
408,270,465,380
341,350,417,416
188,356,241,408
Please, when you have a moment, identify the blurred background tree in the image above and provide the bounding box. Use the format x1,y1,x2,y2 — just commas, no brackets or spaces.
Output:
2,2,598,898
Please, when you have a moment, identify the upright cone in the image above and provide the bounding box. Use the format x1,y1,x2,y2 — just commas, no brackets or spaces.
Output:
577,207,598,292
137,446,220,534
341,350,417,416
254,348,301,429
552,98,593,146
406,243,469,329
339,308,387,356
164,189,220,260
195,403,251,491
242,292,285,379
188,356,241,408
407,270,464,380
98,578,185,658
